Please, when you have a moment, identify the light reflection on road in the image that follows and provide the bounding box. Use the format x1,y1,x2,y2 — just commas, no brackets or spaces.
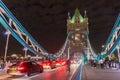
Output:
12,64,80,80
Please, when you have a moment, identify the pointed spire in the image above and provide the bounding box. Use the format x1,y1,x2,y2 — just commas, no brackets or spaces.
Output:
74,8,80,17
84,10,87,18
70,8,84,23
68,12,71,19
74,8,84,22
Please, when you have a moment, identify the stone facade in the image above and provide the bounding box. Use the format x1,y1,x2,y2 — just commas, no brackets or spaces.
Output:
67,8,89,58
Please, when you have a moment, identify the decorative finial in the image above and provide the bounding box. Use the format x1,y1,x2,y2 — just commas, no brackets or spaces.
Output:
68,12,71,19
84,10,87,18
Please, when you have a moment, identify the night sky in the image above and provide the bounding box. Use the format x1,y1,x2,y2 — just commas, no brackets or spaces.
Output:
0,0,120,56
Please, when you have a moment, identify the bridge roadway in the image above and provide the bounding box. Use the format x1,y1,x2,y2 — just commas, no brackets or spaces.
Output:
82,64,120,80
0,64,79,80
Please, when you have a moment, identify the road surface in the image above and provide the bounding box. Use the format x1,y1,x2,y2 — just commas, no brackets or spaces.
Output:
0,64,79,80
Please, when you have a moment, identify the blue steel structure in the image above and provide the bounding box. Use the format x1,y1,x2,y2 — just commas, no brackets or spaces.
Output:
0,0,49,57
98,14,120,60
0,0,120,60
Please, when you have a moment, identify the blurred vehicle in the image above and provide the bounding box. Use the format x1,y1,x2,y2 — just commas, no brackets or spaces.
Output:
71,59,77,64
7,61,43,76
7,60,21,73
55,59,67,67
61,60,67,66
35,60,43,66
55,60,62,67
42,60,56,69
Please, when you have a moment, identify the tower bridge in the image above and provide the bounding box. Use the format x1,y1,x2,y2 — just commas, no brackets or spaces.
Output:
53,8,94,61
67,8,89,59
0,0,119,62
0,1,120,80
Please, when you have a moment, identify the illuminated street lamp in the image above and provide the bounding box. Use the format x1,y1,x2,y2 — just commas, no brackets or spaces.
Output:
4,30,11,61
101,45,104,48
23,47,28,58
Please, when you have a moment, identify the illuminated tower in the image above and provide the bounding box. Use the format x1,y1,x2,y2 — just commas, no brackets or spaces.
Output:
67,8,89,59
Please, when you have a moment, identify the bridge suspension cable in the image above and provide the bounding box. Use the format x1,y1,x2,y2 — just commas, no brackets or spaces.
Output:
98,14,120,59
86,33,97,59
53,32,70,58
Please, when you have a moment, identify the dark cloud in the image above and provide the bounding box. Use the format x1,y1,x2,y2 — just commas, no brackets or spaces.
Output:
1,0,120,55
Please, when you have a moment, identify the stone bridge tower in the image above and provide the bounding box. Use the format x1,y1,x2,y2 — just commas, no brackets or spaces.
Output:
67,8,89,59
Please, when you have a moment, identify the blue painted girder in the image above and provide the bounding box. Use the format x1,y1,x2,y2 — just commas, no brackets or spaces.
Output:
98,14,120,59
0,1,48,55
102,14,120,52
0,14,38,54
103,34,120,58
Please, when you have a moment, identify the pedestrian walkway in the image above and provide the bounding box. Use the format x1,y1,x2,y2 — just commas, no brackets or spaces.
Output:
82,65,120,80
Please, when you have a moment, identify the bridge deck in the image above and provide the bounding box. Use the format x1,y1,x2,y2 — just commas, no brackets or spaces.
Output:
82,64,120,80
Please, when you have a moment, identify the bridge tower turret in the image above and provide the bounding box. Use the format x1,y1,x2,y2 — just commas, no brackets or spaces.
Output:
67,8,89,60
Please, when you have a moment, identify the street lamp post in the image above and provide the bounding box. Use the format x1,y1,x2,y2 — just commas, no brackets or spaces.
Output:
4,30,11,62
68,47,70,60
68,40,70,60
23,47,28,58
117,45,120,62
